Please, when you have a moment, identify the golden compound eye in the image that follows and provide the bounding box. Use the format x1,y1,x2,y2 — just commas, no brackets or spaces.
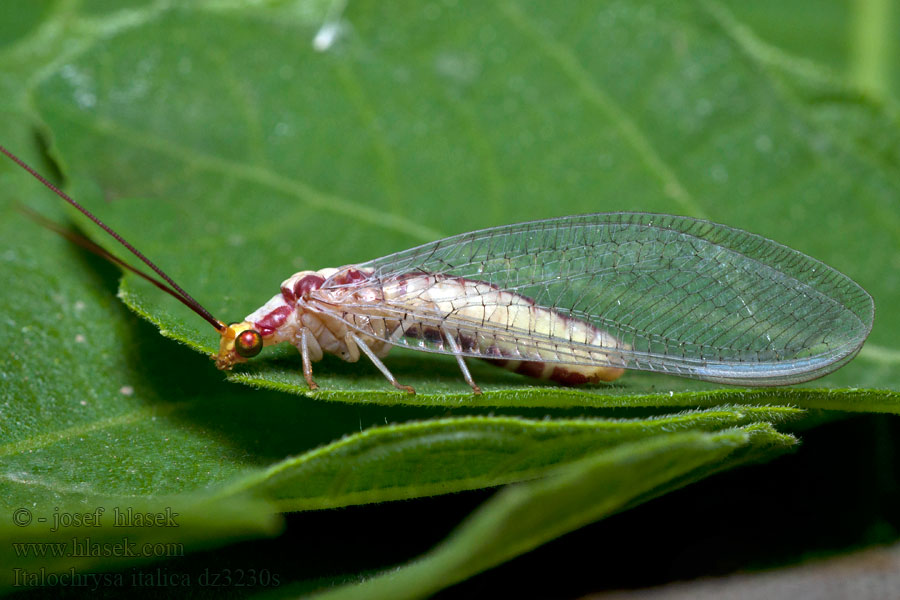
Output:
235,329,263,358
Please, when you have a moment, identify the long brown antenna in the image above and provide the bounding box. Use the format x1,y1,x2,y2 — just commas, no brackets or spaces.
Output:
1,144,226,333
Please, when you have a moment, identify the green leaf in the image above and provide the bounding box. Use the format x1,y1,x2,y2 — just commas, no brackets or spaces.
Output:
214,407,801,511
0,0,897,596
721,0,900,98
310,425,796,599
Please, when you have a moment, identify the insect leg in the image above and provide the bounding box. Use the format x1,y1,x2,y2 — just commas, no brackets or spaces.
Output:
347,333,416,394
443,330,482,395
300,328,319,391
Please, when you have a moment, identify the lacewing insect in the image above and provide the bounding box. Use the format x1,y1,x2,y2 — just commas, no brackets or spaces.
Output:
3,145,874,394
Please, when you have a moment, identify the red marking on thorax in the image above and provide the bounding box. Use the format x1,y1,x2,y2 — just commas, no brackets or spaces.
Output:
280,286,295,303
283,275,326,303
333,268,369,285
254,305,293,336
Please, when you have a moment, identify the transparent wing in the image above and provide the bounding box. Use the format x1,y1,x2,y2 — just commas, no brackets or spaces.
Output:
318,213,873,386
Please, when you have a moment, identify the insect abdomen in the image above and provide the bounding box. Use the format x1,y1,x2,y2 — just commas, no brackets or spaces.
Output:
484,351,623,384
383,273,625,385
